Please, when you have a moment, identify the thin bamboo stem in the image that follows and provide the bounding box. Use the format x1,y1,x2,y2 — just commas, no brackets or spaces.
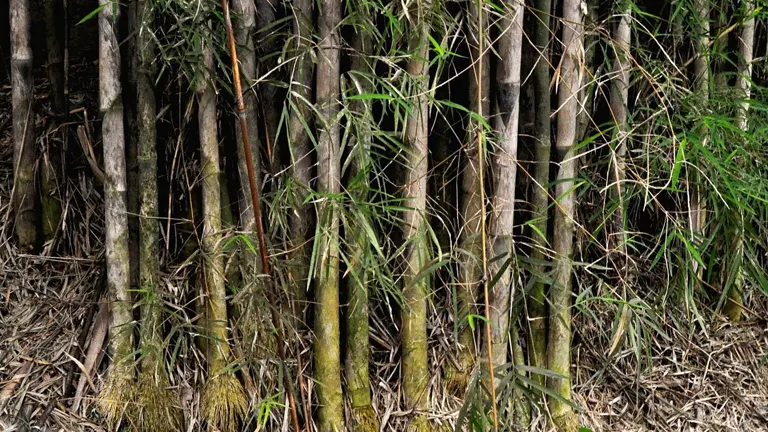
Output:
476,0,498,428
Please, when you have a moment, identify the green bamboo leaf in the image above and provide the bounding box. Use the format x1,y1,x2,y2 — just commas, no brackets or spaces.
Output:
427,33,445,57
670,138,686,189
676,231,704,268
77,3,109,25
347,93,394,101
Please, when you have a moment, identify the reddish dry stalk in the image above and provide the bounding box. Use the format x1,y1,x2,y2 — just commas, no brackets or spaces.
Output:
221,1,301,430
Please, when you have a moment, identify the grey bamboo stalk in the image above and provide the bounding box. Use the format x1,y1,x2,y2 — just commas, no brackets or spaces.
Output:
725,0,754,321
489,0,523,370
529,0,552,380
451,0,489,395
231,0,267,345
43,0,64,242
402,19,431,432
197,26,247,432
10,0,37,251
255,0,280,168
233,0,262,277
576,5,597,145
135,1,181,429
490,0,525,424
288,0,315,316
95,0,135,427
735,0,755,133
609,3,631,258
690,0,709,278
314,0,344,428
345,24,379,432
547,0,583,430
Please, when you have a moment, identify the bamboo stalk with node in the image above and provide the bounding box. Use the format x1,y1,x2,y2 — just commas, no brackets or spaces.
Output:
288,0,316,319
529,0,552,387
547,0,584,430
401,15,431,432
314,0,344,427
609,1,631,260
230,0,270,373
490,0,526,425
724,0,754,322
448,0,488,397
197,19,247,432
42,0,64,243
690,0,709,279
95,0,136,427
10,0,38,251
232,0,262,276
134,0,181,429
344,13,379,431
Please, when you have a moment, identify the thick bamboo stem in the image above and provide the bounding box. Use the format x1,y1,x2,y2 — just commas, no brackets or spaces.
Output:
10,0,38,251
96,0,135,426
547,0,583,430
402,20,431,430
314,0,344,428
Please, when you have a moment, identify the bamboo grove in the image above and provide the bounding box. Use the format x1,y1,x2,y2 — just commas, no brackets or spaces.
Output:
5,0,768,431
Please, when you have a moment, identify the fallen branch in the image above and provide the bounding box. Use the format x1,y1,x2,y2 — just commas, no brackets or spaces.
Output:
71,299,109,412
76,125,106,185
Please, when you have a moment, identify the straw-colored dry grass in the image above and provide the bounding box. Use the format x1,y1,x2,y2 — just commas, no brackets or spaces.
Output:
201,373,248,432
135,369,182,432
97,369,136,431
